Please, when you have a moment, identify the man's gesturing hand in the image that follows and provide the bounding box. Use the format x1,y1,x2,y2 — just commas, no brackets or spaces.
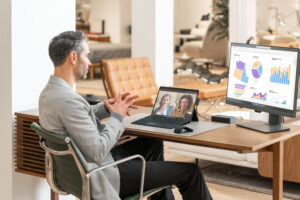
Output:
104,91,138,117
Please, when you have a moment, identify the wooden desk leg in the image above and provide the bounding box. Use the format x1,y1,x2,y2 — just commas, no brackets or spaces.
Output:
272,141,283,200
51,189,59,200
89,66,94,80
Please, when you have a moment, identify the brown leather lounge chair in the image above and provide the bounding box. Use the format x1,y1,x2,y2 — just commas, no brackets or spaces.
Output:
101,57,158,106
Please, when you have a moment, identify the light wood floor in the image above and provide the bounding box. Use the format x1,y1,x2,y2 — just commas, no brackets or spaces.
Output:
76,73,290,200
165,151,290,200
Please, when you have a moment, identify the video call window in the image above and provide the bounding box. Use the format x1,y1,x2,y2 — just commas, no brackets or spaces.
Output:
152,90,198,119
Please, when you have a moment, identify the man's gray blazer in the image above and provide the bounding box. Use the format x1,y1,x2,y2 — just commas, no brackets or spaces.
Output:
39,75,123,200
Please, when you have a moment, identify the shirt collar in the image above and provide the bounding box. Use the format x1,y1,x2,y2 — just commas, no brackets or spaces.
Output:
48,75,75,90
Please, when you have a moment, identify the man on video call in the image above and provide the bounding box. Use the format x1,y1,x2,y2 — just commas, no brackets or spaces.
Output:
39,31,212,200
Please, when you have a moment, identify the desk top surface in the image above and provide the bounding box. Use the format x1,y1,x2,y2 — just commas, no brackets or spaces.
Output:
15,107,300,153
125,107,300,153
174,34,198,39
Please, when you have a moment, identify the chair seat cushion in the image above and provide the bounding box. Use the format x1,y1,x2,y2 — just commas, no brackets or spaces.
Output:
182,41,204,58
124,186,171,200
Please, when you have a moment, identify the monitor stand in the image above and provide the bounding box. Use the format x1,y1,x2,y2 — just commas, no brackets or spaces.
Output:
236,113,290,133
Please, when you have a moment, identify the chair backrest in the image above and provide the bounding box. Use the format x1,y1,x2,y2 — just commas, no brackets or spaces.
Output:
271,35,299,48
31,122,88,199
101,57,158,106
202,24,229,65
256,30,271,45
272,35,296,44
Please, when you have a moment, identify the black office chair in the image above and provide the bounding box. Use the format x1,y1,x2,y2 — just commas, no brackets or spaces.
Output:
31,122,170,200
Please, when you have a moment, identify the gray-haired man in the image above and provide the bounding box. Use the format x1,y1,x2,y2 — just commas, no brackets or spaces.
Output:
39,31,212,200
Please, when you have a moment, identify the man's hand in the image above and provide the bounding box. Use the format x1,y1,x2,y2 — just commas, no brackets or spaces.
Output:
104,92,139,117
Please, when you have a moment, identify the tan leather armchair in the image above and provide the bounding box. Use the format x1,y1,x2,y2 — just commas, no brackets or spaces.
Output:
101,57,158,106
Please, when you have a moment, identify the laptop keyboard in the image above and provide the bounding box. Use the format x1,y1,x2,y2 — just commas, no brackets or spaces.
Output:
132,115,189,129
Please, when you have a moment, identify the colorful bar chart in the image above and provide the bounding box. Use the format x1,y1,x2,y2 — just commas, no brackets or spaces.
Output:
270,64,291,85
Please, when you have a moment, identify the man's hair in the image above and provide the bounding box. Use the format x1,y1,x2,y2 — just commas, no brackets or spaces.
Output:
178,95,193,110
48,31,88,67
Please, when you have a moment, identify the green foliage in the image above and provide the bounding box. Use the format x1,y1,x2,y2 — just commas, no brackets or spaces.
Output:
207,0,229,40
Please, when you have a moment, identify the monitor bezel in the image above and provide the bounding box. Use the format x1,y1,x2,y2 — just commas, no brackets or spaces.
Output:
226,42,300,117
151,86,199,121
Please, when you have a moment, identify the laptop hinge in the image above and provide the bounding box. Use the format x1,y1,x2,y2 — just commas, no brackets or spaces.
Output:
191,109,199,121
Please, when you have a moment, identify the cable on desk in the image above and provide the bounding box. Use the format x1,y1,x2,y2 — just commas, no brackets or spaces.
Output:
195,104,210,121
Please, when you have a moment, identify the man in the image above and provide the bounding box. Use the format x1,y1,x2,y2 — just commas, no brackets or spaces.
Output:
39,31,212,200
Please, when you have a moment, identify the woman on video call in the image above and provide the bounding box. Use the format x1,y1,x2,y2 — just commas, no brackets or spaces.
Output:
154,94,174,116
172,95,193,118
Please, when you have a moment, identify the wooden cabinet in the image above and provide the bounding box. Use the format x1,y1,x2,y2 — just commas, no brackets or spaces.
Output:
76,23,90,32
87,34,110,43
14,109,45,178
258,135,300,183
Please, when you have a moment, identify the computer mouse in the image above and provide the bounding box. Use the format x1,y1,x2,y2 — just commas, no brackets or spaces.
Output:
174,126,193,134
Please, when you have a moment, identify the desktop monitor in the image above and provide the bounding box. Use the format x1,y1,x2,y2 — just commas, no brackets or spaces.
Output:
226,43,300,133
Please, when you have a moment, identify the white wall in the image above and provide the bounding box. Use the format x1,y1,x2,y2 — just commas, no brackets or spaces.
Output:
89,0,131,43
174,0,212,32
89,0,120,42
132,0,155,69
0,0,12,199
155,0,174,86
89,0,119,43
132,0,173,87
256,0,272,31
120,0,132,43
229,0,256,43
9,0,76,199
257,0,300,34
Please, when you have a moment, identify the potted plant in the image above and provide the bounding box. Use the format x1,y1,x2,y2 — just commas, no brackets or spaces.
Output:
207,0,229,40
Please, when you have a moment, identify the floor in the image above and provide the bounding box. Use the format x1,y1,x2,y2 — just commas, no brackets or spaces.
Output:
76,70,290,200
165,150,290,200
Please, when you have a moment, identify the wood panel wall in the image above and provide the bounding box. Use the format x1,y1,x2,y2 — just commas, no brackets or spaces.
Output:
258,135,300,183
15,112,45,178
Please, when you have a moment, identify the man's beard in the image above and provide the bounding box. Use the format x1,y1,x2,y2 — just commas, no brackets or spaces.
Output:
76,61,88,80
81,67,87,79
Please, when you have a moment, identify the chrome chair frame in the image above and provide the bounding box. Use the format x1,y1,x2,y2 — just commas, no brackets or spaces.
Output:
40,139,146,200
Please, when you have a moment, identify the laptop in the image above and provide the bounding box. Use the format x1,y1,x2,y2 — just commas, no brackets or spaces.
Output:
132,87,199,129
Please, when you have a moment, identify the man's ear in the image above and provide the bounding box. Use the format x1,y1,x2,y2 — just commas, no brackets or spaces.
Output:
69,51,77,65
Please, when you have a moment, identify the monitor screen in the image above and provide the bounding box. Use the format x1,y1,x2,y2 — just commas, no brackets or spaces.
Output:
226,43,300,117
151,87,198,120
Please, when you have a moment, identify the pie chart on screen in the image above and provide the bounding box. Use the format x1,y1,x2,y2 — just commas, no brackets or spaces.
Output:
252,61,263,79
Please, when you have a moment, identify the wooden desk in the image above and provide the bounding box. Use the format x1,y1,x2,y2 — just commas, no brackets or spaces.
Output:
15,107,300,200
124,107,300,200
76,23,90,32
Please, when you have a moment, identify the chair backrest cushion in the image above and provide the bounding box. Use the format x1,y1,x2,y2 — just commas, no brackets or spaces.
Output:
31,122,84,198
203,24,228,64
272,35,296,44
102,57,158,103
271,35,299,48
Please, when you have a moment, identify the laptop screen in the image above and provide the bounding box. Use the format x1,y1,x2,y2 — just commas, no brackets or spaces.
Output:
151,87,199,120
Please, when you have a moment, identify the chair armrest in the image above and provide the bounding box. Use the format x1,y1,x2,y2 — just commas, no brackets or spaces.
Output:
40,140,70,156
86,154,146,200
